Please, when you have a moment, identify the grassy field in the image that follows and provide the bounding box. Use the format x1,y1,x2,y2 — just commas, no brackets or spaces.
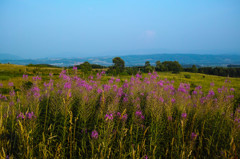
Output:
1,64,239,94
0,64,240,158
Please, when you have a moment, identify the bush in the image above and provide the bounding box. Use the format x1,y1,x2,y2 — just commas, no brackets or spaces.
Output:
184,74,191,79
22,81,33,90
0,88,10,94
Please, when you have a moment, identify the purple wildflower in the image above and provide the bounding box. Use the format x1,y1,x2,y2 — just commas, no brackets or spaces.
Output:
91,130,99,139
195,86,202,90
159,97,164,103
17,112,25,119
109,79,113,84
23,74,28,80
116,112,121,117
0,94,7,101
32,76,42,81
123,97,128,102
181,113,187,119
230,88,235,92
88,76,93,80
97,89,103,94
122,114,128,121
103,84,111,92
26,112,36,119
136,73,142,78
192,90,197,95
64,82,71,89
9,101,14,106
9,91,15,97
207,90,215,98
73,66,77,71
191,132,198,140
8,82,14,87
225,79,231,83
123,82,129,88
227,95,234,99
105,113,114,121
101,71,106,75
32,86,40,97
168,116,173,121
135,110,145,120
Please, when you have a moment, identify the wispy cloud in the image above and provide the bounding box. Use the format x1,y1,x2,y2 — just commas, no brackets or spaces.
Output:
144,30,156,39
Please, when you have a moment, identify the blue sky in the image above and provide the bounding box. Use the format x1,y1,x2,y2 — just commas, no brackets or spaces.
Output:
0,0,239,58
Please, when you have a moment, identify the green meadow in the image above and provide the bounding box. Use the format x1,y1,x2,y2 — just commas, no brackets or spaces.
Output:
1,64,239,94
0,64,240,158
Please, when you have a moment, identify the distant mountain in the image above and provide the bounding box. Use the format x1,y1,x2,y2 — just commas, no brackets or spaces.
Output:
120,54,240,66
0,54,240,67
0,53,23,60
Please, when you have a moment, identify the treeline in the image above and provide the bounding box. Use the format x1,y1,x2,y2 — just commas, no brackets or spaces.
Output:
185,67,240,77
106,57,183,75
27,64,60,68
69,62,107,74
73,57,240,77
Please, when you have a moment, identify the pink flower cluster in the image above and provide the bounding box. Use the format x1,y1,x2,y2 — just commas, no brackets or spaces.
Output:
135,110,145,120
91,130,99,139
0,94,7,101
17,111,36,120
105,113,114,121
23,74,28,80
32,76,42,81
116,112,128,121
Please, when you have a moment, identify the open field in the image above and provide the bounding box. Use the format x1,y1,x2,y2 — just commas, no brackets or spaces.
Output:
0,65,240,158
1,64,240,95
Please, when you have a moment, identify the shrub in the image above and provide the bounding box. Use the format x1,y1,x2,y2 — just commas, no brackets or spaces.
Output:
22,81,33,90
184,74,191,79
0,88,10,94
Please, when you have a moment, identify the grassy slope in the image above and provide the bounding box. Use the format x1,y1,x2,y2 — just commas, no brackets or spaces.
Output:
1,64,240,94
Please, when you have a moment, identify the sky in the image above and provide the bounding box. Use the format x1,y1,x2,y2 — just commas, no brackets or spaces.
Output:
0,0,240,58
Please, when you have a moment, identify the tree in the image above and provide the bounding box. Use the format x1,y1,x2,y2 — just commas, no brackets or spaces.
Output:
112,57,125,74
162,61,182,73
156,61,161,66
144,61,154,73
79,61,92,74
156,61,165,72
145,61,151,67
191,65,198,73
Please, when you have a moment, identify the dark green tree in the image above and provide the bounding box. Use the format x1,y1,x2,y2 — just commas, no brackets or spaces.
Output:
112,57,125,74
79,61,92,74
145,61,151,67
191,65,198,73
162,61,182,73
144,61,154,73
155,61,165,71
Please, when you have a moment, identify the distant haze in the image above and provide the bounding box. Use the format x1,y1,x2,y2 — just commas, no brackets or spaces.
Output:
0,0,240,58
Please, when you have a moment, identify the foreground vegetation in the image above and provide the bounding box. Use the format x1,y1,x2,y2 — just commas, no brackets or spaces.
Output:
0,65,240,158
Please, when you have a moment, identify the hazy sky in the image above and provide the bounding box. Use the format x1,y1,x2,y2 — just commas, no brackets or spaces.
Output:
0,0,240,58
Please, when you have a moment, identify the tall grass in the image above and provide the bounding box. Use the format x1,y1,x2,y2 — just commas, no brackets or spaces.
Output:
0,70,239,158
